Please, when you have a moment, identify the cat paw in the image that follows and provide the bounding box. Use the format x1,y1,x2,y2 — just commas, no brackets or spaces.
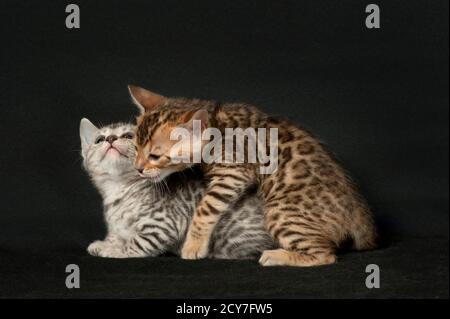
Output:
181,237,209,260
259,249,337,267
97,246,128,258
87,240,125,258
259,249,290,266
87,240,109,256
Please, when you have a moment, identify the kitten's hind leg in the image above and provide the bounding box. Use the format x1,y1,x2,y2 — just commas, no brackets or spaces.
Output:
259,248,336,267
263,202,337,267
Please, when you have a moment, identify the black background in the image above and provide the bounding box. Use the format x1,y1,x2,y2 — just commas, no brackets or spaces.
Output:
0,0,448,298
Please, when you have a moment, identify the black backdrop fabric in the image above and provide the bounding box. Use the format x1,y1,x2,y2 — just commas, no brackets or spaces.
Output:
0,0,448,298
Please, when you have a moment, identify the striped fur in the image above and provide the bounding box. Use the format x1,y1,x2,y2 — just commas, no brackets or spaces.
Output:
80,119,274,259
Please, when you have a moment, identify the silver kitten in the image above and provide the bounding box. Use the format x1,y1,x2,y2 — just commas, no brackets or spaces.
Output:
80,119,274,259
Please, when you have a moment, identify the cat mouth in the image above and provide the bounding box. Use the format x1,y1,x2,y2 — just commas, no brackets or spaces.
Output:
104,146,128,158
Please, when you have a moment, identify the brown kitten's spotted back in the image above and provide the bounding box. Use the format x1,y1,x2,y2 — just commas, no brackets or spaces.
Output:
130,85,377,267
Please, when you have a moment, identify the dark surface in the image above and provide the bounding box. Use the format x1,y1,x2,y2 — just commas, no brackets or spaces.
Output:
0,0,448,298
0,238,448,298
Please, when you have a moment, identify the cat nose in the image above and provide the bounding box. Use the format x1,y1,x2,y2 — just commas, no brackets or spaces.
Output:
106,135,118,144
134,162,145,174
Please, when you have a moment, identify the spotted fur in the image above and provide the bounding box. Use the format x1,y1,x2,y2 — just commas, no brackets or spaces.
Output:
130,85,378,267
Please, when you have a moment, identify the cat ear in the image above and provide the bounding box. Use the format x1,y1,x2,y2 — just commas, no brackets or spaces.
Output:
128,85,166,113
181,109,209,132
80,118,99,157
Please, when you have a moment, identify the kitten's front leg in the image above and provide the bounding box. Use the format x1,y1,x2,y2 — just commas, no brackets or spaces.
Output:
95,232,166,258
181,207,219,259
181,165,254,259
89,240,148,258
95,244,147,258
87,234,122,256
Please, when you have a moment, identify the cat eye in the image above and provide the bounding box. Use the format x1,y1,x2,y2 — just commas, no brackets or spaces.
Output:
121,132,134,139
148,153,161,161
95,135,105,144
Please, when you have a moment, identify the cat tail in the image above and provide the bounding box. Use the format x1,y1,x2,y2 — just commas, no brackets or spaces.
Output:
351,214,378,251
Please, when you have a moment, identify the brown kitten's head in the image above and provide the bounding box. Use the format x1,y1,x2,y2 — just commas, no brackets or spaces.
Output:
128,85,210,182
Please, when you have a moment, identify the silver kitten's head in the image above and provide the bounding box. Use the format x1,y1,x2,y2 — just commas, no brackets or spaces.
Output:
80,118,136,177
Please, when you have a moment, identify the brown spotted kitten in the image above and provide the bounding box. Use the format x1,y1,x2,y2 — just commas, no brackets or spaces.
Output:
129,85,377,267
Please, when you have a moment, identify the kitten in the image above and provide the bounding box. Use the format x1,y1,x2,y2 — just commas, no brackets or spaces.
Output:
129,85,377,267
80,119,274,259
